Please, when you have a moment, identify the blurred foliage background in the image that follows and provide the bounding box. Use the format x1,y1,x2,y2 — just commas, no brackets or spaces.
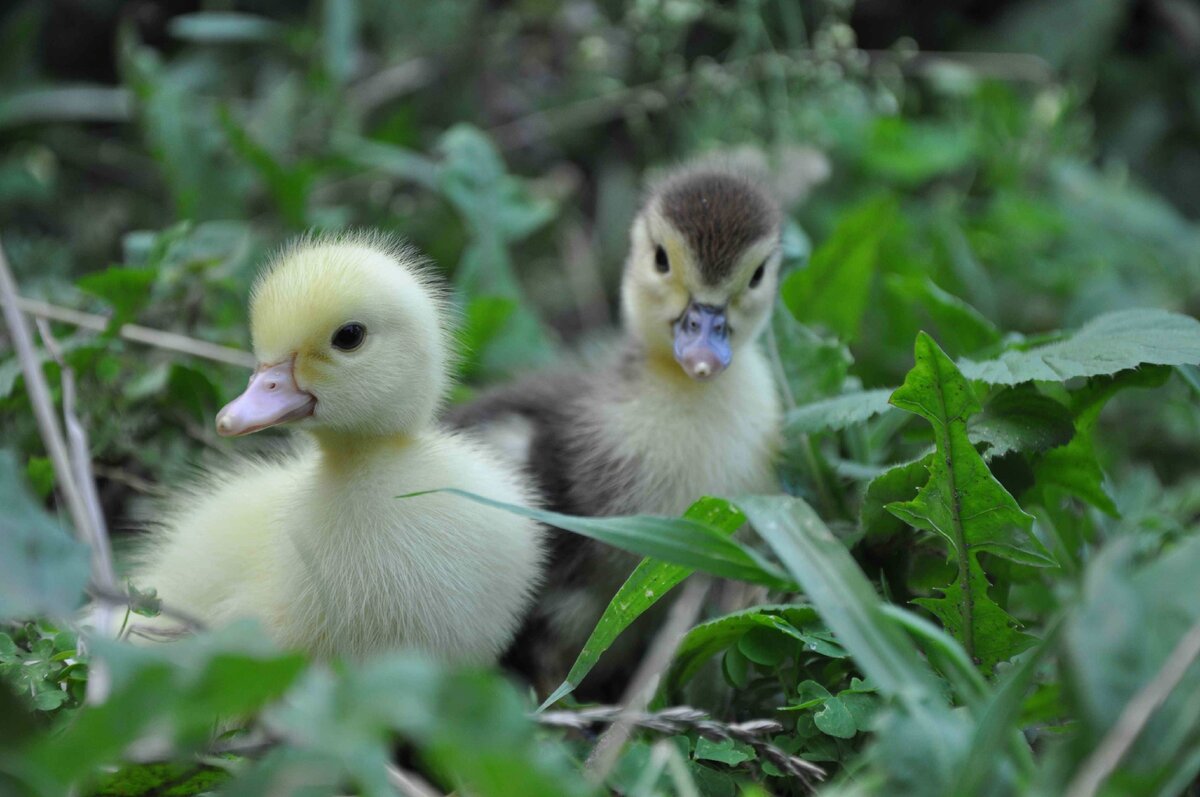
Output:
2,0,1200,795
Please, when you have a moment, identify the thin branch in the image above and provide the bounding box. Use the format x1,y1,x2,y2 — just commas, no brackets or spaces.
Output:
385,763,444,797
15,295,255,368
1066,616,1200,797
585,577,711,783
543,704,825,785
0,240,93,544
35,320,118,592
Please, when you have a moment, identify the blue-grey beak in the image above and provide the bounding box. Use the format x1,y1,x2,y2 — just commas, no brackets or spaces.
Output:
673,301,731,380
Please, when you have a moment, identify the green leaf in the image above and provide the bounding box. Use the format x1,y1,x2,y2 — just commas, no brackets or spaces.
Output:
735,495,945,705
0,450,90,620
665,605,816,692
167,364,221,423
423,490,793,589
693,737,756,766
861,118,977,186
77,266,156,324
771,309,853,405
785,389,897,435
17,623,307,792
721,646,752,689
886,333,1050,567
457,296,516,381
887,275,1001,357
218,107,311,227
782,195,898,341
540,497,745,709
737,626,794,667
814,696,858,739
1030,367,1170,515
95,763,228,797
267,654,592,797
968,386,1074,459
913,554,1035,674
861,456,933,540
885,333,1049,669
959,309,1200,385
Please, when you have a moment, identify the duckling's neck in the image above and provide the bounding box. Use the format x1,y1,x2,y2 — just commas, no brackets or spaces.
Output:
310,429,419,470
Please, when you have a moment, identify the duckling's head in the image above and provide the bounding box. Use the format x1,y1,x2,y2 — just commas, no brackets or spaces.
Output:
216,235,452,440
621,168,782,381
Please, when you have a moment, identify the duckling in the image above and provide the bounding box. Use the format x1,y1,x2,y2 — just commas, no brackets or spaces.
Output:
448,166,783,692
131,235,543,664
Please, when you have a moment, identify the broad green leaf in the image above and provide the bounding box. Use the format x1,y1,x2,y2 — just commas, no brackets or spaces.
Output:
693,737,755,766
861,456,932,540
267,655,593,797
861,118,977,186
15,623,306,793
0,450,90,620
886,334,1048,670
1030,367,1170,515
437,125,555,243
888,275,1001,357
959,309,1200,385
913,554,1035,674
456,296,516,381
814,696,857,739
665,604,817,692
95,763,228,796
771,308,853,405
218,107,311,227
540,497,745,709
425,490,793,589
782,195,898,341
785,389,896,435
735,495,945,704
886,333,1050,567
77,266,156,324
737,625,794,667
968,386,1074,459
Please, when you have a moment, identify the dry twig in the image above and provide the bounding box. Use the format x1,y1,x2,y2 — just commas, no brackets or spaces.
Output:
585,577,711,782
15,295,255,368
1066,616,1200,797
0,242,94,541
542,704,826,786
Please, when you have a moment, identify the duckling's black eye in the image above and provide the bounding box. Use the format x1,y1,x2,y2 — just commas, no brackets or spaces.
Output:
654,245,670,274
331,322,366,351
749,262,766,288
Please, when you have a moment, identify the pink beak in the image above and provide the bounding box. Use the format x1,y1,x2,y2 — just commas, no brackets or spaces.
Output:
215,358,316,437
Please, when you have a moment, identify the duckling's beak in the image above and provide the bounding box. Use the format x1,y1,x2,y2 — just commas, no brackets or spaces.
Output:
215,358,316,437
673,301,731,380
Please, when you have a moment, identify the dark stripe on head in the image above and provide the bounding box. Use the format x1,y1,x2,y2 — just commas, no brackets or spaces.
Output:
657,170,781,285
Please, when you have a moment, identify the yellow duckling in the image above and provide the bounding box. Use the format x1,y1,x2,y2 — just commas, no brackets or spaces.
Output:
131,235,543,664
